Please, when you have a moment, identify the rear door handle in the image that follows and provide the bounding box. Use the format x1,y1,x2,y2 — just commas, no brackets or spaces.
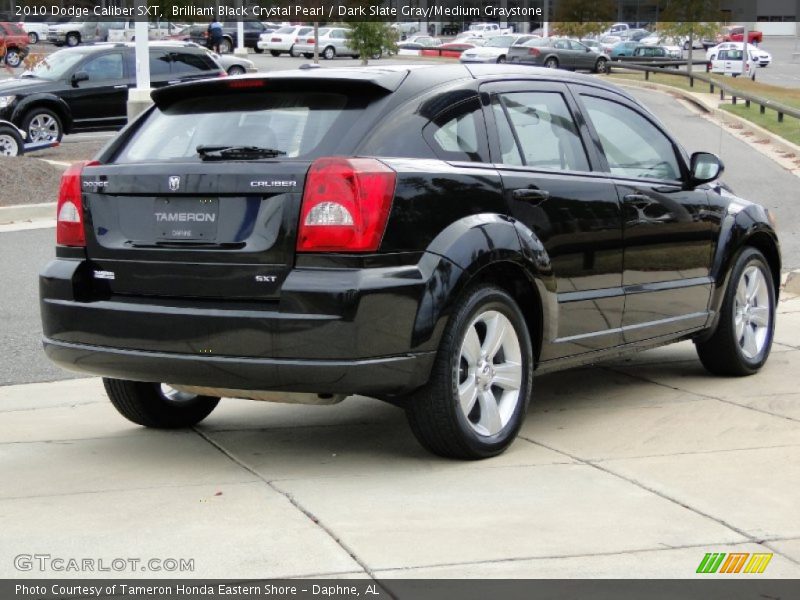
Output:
512,188,550,204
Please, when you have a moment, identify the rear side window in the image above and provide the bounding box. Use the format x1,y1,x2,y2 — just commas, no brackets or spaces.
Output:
170,51,217,74
114,92,355,163
149,51,171,76
495,92,589,172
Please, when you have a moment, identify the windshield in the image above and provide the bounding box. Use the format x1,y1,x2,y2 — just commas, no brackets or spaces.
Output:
485,36,515,48
115,91,356,163
26,51,87,81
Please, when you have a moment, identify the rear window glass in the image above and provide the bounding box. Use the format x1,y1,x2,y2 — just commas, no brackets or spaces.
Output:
114,92,353,163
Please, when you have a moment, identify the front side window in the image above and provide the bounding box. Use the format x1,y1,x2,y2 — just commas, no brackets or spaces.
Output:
496,92,589,172
581,95,681,181
81,53,123,81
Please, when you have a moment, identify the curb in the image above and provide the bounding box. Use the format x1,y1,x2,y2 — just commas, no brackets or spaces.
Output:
0,202,55,225
609,75,800,162
785,270,800,296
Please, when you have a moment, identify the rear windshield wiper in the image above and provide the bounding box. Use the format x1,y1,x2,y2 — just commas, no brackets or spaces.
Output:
196,145,286,160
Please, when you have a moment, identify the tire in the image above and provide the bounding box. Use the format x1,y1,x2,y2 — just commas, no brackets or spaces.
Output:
253,46,264,54
405,285,534,459
496,55,506,64
303,53,313,59
66,32,80,47
594,57,608,74
227,65,245,76
103,378,220,429
544,56,559,69
28,32,39,44
322,46,335,60
22,108,63,143
684,41,691,50
695,247,775,376
371,51,382,60
270,50,280,57
4,49,21,68
219,38,232,54
289,45,297,57
0,125,24,156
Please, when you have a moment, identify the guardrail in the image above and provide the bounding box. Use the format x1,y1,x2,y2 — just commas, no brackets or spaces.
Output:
609,61,800,124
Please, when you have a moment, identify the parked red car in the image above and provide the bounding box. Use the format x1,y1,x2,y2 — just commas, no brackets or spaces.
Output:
718,26,763,44
0,21,29,68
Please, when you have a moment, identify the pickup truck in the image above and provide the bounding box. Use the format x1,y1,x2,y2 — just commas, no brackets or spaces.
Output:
718,26,762,44
107,21,186,43
467,23,513,38
709,48,757,80
613,45,683,67
47,18,123,46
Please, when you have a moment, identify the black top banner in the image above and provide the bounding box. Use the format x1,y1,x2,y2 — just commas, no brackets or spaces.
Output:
6,0,799,24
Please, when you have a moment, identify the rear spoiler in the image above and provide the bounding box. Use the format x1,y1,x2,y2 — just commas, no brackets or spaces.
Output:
151,68,411,108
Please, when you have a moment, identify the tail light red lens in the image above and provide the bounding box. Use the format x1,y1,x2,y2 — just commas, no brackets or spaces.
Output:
56,160,99,247
297,157,396,253
528,48,540,56
271,37,281,42
306,38,315,44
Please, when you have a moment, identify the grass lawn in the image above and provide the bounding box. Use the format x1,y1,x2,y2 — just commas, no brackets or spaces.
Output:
608,70,800,146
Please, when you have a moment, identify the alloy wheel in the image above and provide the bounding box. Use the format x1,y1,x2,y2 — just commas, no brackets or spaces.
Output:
160,384,199,404
456,310,523,437
734,265,771,359
0,133,19,156
28,114,59,142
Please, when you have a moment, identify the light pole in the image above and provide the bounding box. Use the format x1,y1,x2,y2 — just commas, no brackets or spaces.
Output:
127,1,152,120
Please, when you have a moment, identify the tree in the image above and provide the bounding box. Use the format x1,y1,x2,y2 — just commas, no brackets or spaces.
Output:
348,22,397,66
656,0,721,73
551,0,617,39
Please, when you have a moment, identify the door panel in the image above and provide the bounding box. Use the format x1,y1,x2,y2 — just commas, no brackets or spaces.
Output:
483,82,624,360
65,51,127,127
577,91,714,342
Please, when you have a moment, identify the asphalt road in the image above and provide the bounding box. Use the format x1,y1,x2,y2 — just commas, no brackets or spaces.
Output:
1,84,798,387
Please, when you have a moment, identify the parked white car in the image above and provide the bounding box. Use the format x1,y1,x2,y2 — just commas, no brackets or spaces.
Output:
257,25,313,56
293,27,362,60
459,34,535,63
709,48,758,80
707,42,771,67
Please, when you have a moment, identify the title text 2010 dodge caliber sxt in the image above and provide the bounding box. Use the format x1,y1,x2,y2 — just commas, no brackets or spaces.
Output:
39,65,780,459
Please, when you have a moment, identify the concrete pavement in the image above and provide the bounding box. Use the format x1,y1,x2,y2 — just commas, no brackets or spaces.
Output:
2,292,799,579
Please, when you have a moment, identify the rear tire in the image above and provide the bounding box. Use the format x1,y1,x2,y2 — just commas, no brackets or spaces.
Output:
544,56,559,69
594,57,608,73
28,32,39,44
21,107,63,143
496,55,506,63
103,379,220,428
695,247,775,376
270,50,280,57
4,49,22,68
405,285,533,459
303,53,313,59
66,32,80,47
322,46,335,60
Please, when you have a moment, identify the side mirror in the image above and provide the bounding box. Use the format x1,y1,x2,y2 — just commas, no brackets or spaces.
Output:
689,151,724,185
71,71,89,86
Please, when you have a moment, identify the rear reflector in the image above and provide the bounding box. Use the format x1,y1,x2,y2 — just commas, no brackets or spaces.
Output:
271,37,281,42
528,48,540,56
56,160,99,247
297,158,396,253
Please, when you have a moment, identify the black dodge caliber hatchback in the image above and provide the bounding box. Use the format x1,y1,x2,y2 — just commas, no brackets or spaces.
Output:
40,65,780,459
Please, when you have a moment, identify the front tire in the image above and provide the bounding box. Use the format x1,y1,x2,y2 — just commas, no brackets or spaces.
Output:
696,247,775,376
496,55,506,64
66,32,80,47
22,108,63,143
28,32,39,44
4,49,21,68
227,65,245,76
544,56,559,69
0,125,24,156
270,50,280,57
219,38,232,54
289,45,297,57
405,285,533,459
103,379,220,428
594,57,608,73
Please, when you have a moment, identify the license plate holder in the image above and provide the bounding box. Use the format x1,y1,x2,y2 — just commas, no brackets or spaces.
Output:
154,198,219,242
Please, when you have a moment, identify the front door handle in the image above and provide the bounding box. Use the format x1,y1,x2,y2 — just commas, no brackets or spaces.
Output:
512,188,550,204
624,193,653,209
113,84,129,89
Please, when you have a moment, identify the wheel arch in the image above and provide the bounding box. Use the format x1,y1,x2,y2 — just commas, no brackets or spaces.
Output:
411,214,554,364
13,96,72,133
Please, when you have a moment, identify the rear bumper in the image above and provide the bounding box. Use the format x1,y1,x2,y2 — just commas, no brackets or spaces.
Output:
43,338,434,395
40,255,450,395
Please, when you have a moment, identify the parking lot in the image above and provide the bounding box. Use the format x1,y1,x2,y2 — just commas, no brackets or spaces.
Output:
1,42,800,580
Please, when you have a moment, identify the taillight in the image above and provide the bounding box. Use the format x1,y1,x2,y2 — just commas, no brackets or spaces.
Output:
56,160,99,247
271,37,281,42
306,38,315,43
297,157,396,253
528,48,540,56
